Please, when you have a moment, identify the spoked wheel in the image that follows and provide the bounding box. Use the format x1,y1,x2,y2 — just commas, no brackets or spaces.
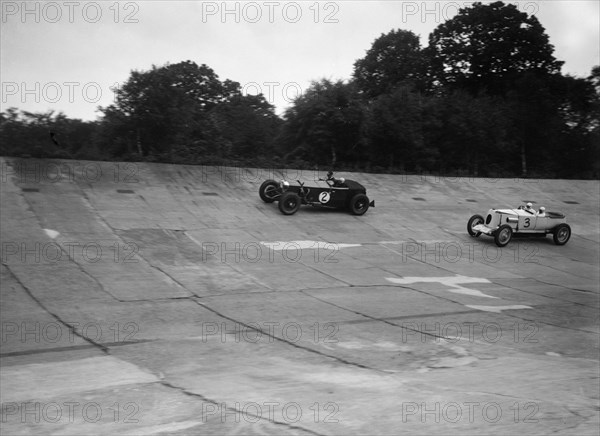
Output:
494,224,513,247
278,192,301,215
259,180,280,203
467,214,484,237
553,224,571,245
349,193,370,216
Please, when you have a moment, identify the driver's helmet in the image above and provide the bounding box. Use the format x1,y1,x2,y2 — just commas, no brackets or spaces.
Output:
539,207,545,214
339,178,345,184
526,202,533,209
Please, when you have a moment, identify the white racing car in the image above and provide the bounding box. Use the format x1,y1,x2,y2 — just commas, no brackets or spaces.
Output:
467,203,572,247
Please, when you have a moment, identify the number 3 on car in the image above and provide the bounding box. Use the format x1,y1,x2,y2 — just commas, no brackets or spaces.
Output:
468,203,571,247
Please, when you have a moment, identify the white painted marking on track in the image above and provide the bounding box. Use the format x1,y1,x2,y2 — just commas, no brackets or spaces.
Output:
43,228,60,239
386,275,498,299
465,304,533,313
260,240,361,250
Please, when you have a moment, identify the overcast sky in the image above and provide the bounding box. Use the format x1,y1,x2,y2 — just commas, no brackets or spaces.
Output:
1,0,598,121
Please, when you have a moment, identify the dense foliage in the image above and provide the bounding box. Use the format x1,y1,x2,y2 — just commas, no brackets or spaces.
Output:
2,2,598,178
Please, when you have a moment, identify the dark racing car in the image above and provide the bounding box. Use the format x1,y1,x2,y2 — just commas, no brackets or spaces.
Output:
259,171,375,215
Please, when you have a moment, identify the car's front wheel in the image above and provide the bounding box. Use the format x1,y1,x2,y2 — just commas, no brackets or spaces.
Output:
278,192,301,215
553,223,571,245
494,224,513,247
467,214,484,237
259,179,280,203
349,193,370,215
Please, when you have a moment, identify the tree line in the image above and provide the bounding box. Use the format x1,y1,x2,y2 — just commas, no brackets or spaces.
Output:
2,2,598,178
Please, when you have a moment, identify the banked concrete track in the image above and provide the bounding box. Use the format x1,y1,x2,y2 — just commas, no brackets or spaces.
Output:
1,157,599,435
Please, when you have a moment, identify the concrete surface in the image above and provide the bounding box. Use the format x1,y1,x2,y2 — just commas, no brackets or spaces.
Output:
1,157,599,435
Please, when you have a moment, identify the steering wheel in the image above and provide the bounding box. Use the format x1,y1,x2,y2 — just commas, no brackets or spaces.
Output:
318,177,333,187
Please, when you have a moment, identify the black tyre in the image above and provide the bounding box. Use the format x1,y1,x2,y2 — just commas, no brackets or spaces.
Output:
278,192,301,215
494,224,513,247
467,214,484,237
349,193,370,215
259,179,279,203
553,223,571,245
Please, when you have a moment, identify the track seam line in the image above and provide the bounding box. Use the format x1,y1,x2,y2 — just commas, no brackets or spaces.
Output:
158,380,325,436
299,290,451,341
11,185,120,302
1,262,110,354
191,299,386,373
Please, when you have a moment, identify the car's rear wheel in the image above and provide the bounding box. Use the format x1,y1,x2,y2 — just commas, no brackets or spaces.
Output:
494,224,513,247
349,193,370,215
259,180,279,203
278,192,301,215
553,224,571,245
467,214,484,237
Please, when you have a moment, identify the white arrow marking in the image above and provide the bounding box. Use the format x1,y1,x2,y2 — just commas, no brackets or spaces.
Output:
465,304,532,313
386,275,498,299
